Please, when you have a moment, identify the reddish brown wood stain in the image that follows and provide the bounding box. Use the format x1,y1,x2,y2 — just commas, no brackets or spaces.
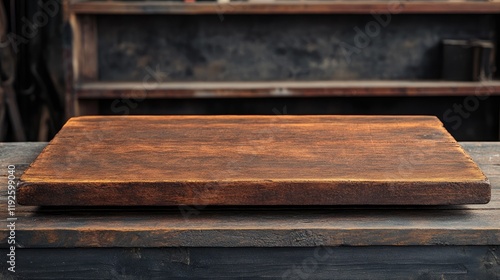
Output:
18,115,490,206
69,1,500,15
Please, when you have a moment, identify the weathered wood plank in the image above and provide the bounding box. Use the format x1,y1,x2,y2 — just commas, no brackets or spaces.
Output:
17,116,490,206
1,246,499,279
0,142,48,166
2,208,500,247
79,15,98,82
69,1,500,14
77,81,500,98
0,142,499,247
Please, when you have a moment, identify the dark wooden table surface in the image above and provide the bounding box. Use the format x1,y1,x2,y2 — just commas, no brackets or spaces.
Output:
1,142,500,279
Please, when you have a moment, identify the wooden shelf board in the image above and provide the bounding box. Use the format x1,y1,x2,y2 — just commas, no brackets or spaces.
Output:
68,1,500,14
75,80,500,98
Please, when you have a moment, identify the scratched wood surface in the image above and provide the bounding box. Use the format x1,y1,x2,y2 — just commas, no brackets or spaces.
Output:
1,247,499,279
68,1,500,14
0,142,499,248
17,115,490,206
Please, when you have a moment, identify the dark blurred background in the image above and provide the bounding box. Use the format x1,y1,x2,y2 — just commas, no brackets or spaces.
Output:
1,0,499,142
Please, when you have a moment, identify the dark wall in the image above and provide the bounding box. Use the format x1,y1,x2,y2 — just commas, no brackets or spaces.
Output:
97,14,495,81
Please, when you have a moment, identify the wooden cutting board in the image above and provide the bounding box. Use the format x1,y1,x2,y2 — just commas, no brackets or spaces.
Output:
18,115,490,206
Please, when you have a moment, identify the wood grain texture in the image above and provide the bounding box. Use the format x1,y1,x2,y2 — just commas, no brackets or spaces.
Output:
1,246,499,279
65,9,78,119
1,142,499,247
77,81,500,98
78,15,98,82
18,116,490,206
68,1,500,14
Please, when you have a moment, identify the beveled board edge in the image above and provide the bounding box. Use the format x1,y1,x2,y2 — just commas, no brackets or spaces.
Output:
17,115,491,206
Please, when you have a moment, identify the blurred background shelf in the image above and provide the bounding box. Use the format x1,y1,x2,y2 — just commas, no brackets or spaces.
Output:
68,1,500,15
58,0,500,141
77,80,500,98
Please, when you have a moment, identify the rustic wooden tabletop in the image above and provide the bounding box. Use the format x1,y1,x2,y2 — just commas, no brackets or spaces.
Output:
1,142,499,279
18,116,490,206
